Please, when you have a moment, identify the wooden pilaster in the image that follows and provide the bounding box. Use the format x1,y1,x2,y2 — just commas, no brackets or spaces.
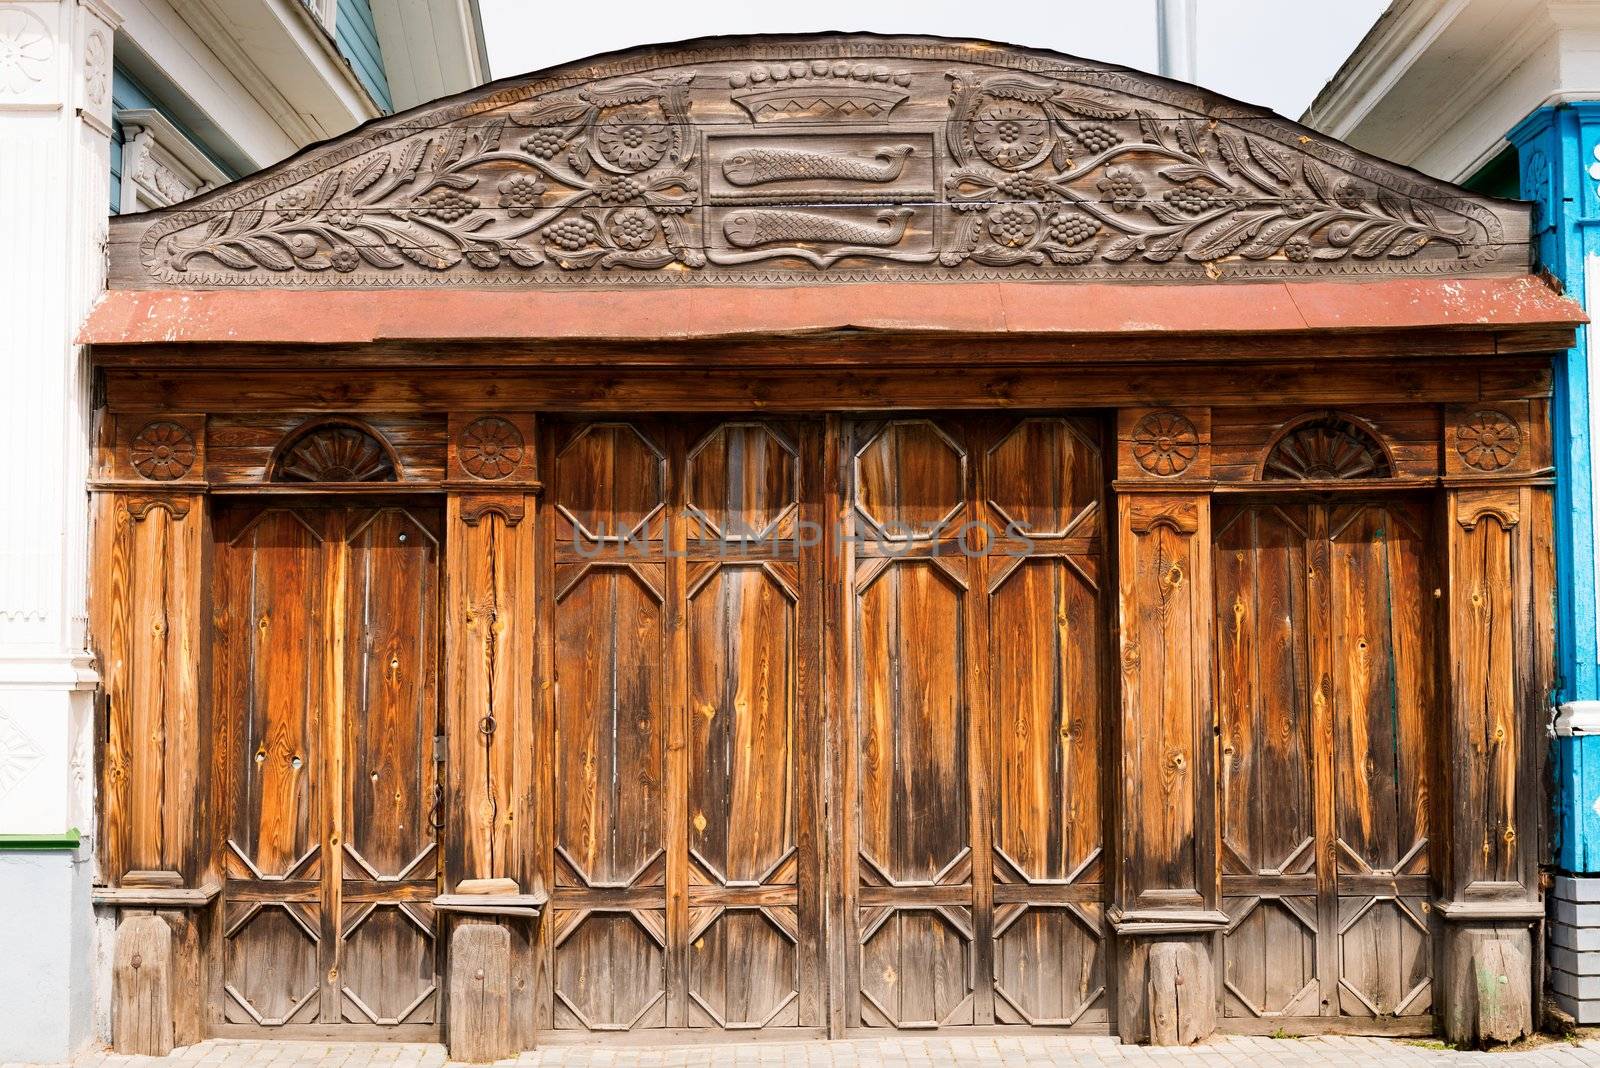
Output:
91,414,214,1055
1437,401,1553,1044
441,412,542,1059
1110,408,1224,1045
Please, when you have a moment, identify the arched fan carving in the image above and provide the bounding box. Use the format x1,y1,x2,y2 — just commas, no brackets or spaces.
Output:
271,420,399,483
1262,415,1391,481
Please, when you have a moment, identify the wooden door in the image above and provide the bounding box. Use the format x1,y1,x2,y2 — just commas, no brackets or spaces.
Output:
211,504,443,1036
837,416,1110,1031
1214,499,1438,1028
539,419,824,1035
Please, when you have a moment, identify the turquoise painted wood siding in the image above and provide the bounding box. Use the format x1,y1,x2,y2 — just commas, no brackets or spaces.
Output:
109,65,238,214
335,0,392,114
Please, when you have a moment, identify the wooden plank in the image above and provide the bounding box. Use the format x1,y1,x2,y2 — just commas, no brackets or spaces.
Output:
447,921,515,1061
113,912,174,1055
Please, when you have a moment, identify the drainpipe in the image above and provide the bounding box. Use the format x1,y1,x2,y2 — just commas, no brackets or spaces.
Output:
1156,0,1198,83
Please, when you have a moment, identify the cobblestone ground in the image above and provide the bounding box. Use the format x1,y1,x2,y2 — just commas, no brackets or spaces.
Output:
10,1035,1600,1068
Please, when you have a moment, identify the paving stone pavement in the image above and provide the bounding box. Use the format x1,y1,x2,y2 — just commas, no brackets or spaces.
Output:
11,1035,1600,1068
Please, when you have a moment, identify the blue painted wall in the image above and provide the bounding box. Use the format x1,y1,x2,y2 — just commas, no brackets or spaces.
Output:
335,0,392,114
1509,103,1600,871
109,65,237,213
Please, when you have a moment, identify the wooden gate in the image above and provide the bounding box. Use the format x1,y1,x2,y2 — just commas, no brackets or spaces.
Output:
539,419,826,1034
1213,499,1439,1029
211,504,443,1036
836,416,1110,1031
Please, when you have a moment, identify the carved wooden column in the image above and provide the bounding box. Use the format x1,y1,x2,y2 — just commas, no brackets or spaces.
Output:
1110,408,1224,1045
440,413,543,1060
88,414,217,1054
1438,402,1552,1046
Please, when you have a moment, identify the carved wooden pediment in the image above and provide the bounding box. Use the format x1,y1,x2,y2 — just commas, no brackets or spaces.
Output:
107,34,1527,290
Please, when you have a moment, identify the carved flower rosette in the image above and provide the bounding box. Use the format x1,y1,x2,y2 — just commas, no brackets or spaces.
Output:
130,421,196,481
1456,410,1522,472
1131,411,1198,477
459,417,525,480
134,44,1507,285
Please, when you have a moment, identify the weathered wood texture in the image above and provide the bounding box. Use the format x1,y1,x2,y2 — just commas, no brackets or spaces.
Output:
103,36,1530,292
209,504,443,1035
1214,500,1439,1023
113,912,175,1055
447,921,515,1061
539,418,824,1034
1147,940,1215,1046
92,491,209,886
837,416,1109,1031
1442,929,1534,1046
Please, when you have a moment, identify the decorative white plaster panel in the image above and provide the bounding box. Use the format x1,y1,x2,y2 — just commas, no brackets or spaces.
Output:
0,707,44,799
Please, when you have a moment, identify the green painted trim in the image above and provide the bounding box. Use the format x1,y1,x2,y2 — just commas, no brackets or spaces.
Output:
0,829,81,852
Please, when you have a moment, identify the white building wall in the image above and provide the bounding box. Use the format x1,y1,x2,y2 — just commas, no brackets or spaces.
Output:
0,0,118,1059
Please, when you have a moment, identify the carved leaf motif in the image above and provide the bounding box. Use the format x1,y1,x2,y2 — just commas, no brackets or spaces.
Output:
137,49,1498,284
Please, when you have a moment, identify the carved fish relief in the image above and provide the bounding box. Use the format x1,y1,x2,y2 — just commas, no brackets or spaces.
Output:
723,208,913,248
720,144,916,186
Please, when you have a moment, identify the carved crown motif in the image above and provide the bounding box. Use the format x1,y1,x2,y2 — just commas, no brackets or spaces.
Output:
728,62,912,121
114,36,1521,290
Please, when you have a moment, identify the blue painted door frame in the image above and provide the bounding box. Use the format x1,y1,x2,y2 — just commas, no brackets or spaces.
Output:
1510,103,1600,871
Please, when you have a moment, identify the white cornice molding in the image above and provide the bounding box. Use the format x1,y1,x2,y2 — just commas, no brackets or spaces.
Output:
1302,0,1472,136
117,106,229,211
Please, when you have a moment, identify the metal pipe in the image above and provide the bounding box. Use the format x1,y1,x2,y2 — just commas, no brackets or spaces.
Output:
1157,0,1199,83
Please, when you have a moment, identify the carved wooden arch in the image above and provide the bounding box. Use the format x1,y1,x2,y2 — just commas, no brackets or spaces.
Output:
268,416,403,483
107,33,1525,292
1258,411,1395,481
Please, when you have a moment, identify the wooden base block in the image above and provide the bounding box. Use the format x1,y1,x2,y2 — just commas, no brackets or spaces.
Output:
448,921,515,1062
1443,924,1534,1047
112,912,174,1055
1115,934,1218,1045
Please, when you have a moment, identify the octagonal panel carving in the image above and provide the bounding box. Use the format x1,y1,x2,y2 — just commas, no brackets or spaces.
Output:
688,564,796,885
557,423,665,542
689,909,799,1028
987,418,1099,537
993,905,1104,1025
688,423,799,540
555,911,667,1030
1338,897,1432,1018
860,907,973,1028
224,904,319,1026
1223,898,1316,1017
855,420,965,540
340,904,436,1025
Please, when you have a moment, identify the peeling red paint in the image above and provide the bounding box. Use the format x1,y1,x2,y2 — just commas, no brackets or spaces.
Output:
78,276,1585,347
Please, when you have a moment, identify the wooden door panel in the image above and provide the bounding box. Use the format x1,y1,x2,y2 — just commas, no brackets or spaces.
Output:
1213,499,1437,1024
686,563,795,886
856,559,970,886
846,415,1108,1032
554,564,667,888
544,417,821,1035
221,509,326,880
213,505,442,1035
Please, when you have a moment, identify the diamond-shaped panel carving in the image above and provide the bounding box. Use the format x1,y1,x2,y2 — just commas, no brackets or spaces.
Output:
687,423,798,539
860,908,972,1027
855,421,965,539
340,904,436,1025
1338,897,1431,1017
987,418,1099,537
557,423,665,541
556,912,666,1030
993,905,1103,1025
1223,898,1316,1017
0,709,44,798
224,904,319,1025
690,909,798,1028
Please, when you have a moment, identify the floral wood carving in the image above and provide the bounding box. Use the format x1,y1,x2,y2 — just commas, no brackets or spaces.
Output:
122,37,1516,288
1130,411,1199,477
1455,409,1523,472
272,422,398,482
130,421,196,481
1263,415,1391,481
459,417,525,480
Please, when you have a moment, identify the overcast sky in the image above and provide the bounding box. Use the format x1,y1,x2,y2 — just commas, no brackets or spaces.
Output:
477,0,1390,121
